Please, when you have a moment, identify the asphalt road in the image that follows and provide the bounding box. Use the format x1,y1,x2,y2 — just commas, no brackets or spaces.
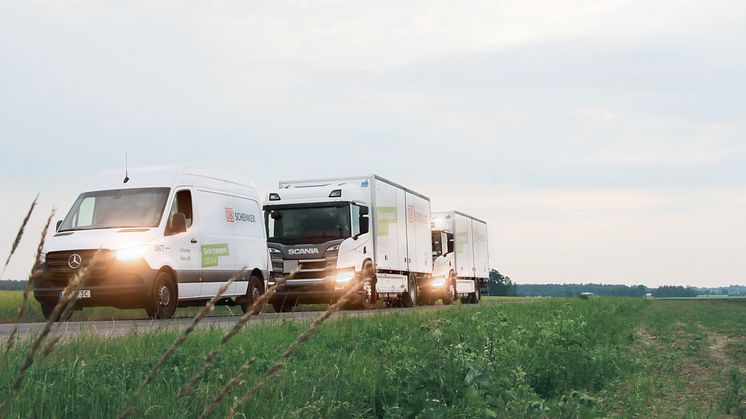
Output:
0,304,459,339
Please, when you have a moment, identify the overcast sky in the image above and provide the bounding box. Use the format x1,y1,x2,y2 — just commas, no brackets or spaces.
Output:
1,1,744,287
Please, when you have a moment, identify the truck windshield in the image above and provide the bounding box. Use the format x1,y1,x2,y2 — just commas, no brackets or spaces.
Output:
265,204,351,245
59,188,170,232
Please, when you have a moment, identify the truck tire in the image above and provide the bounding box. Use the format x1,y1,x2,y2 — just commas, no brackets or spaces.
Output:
145,272,177,319
402,273,417,308
239,274,264,315
41,301,73,322
465,279,481,304
442,272,456,305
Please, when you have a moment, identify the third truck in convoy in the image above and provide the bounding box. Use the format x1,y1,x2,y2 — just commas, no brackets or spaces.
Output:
263,175,432,312
428,211,489,304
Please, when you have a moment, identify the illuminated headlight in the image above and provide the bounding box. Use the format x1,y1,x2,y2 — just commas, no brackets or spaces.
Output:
116,245,149,261
39,252,47,264
431,277,446,288
334,269,356,283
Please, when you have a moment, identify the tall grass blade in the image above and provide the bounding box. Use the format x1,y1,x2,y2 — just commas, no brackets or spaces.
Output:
117,268,247,419
9,250,102,397
0,194,38,280
199,358,256,419
227,278,365,417
178,269,298,397
5,208,55,352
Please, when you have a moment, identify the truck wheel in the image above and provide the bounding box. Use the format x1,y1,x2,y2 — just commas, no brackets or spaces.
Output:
442,272,456,305
467,280,481,304
402,273,417,308
145,272,177,319
41,301,73,322
240,275,264,315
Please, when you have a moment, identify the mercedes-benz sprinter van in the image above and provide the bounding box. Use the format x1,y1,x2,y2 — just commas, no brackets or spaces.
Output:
33,166,270,320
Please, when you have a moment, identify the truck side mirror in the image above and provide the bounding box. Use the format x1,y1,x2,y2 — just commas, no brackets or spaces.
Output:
359,215,369,235
55,220,63,232
270,210,282,220
166,212,187,235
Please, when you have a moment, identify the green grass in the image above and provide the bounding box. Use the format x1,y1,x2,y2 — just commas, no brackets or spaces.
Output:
1,297,744,418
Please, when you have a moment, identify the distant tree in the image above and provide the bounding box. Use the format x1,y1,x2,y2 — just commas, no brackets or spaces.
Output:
0,280,28,291
488,269,517,296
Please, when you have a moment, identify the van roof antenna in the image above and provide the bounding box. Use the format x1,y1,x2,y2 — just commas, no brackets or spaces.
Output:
123,153,130,184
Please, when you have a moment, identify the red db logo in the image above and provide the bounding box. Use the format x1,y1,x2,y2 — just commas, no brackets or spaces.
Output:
225,208,235,223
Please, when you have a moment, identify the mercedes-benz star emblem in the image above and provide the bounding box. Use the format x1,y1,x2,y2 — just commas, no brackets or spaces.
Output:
68,253,82,269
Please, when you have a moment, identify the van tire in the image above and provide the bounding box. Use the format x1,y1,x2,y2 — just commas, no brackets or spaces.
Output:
145,272,177,319
402,273,417,308
41,301,73,322
272,299,296,313
240,275,264,315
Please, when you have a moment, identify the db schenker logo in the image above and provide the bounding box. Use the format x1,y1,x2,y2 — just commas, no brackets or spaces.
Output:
225,208,256,223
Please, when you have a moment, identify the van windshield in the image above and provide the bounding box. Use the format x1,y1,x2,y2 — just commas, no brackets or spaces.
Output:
265,204,351,245
59,188,170,232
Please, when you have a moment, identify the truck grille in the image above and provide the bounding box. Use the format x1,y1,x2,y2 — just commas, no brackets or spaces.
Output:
272,255,338,280
44,249,114,287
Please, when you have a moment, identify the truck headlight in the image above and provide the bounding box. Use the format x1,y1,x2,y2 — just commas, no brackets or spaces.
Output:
335,269,356,283
116,245,149,261
39,252,47,264
431,276,446,288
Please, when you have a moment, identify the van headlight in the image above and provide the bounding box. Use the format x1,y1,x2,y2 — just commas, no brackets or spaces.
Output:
334,268,356,283
39,252,47,264
431,276,446,288
116,245,149,261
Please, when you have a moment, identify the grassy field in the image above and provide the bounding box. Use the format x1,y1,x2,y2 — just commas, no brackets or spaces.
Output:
0,297,745,417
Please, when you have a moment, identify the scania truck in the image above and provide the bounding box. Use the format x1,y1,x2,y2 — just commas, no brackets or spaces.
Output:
428,211,489,304
33,166,270,320
263,175,432,312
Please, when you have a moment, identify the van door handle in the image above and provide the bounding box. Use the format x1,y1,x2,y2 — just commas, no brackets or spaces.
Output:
191,238,198,244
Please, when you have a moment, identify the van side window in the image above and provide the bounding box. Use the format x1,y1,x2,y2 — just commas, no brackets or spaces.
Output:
169,190,193,228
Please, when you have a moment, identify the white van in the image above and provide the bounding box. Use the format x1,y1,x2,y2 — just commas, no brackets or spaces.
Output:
33,166,270,320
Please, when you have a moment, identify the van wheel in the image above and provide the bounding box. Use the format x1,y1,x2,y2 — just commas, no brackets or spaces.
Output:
240,275,264,315
145,272,177,319
272,299,296,313
402,273,417,308
41,301,73,322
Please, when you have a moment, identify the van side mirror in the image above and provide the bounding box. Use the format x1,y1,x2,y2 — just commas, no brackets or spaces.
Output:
55,220,62,232
166,212,187,235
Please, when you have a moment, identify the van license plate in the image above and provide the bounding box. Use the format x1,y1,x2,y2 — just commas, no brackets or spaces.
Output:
59,290,91,299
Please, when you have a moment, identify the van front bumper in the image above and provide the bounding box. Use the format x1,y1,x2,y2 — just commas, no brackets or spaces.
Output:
33,256,158,309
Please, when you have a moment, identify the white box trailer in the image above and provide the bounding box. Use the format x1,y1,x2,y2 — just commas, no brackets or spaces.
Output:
430,211,489,304
264,175,432,311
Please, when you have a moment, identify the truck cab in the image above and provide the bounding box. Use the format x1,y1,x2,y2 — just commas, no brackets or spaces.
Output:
264,182,372,311
264,175,432,312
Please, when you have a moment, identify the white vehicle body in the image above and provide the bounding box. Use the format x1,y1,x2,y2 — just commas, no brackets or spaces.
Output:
33,166,270,319
264,175,432,308
431,211,489,300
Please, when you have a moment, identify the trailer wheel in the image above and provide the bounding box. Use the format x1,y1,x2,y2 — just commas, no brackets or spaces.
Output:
442,272,456,305
41,301,73,322
402,273,417,308
145,272,177,319
240,274,264,315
